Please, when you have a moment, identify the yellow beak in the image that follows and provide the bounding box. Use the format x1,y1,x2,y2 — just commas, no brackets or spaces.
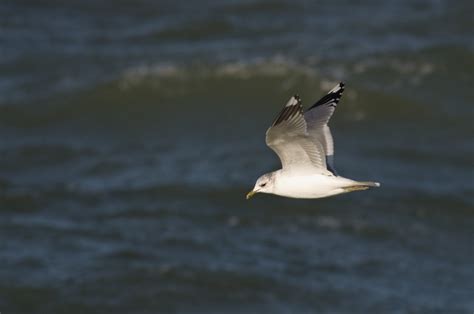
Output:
246,190,256,200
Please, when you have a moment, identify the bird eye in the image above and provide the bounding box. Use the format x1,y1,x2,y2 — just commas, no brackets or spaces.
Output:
260,183,267,187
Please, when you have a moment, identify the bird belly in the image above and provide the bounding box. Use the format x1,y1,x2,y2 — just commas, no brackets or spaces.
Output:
273,174,350,199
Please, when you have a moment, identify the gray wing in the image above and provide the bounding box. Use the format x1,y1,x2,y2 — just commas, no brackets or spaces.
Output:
265,95,330,175
304,82,344,176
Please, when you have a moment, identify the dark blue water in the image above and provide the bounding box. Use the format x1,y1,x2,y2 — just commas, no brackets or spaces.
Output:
1,1,473,313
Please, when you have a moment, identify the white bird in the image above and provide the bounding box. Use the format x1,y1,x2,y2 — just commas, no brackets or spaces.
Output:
247,82,380,199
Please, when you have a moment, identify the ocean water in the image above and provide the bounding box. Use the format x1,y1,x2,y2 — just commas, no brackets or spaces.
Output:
0,0,473,313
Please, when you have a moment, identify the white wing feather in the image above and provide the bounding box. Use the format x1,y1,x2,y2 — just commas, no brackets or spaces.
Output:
266,95,330,175
304,82,344,175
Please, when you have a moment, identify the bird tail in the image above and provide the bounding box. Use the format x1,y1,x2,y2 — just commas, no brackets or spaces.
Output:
342,181,380,192
357,181,380,188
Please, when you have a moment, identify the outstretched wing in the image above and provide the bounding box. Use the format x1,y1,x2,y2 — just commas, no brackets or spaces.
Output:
304,82,344,175
265,95,330,175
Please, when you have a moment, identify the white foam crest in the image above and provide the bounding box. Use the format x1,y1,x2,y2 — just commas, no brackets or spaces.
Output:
118,56,321,89
352,57,435,83
120,64,181,90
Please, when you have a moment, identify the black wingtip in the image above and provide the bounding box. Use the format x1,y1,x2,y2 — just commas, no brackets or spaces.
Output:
307,82,345,111
331,82,344,92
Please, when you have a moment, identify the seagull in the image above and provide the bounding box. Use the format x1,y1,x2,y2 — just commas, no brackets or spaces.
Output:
247,82,380,199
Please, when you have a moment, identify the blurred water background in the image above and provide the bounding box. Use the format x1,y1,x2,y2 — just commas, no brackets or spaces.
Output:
0,0,473,313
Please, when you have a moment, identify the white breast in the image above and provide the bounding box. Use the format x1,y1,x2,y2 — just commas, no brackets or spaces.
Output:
273,173,354,199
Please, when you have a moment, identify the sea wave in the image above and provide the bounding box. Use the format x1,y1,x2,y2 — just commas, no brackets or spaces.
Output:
4,50,471,130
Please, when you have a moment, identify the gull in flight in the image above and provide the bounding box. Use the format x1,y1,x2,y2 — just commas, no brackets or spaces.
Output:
247,82,380,199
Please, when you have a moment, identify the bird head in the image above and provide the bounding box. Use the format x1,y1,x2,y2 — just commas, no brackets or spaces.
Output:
246,173,274,199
